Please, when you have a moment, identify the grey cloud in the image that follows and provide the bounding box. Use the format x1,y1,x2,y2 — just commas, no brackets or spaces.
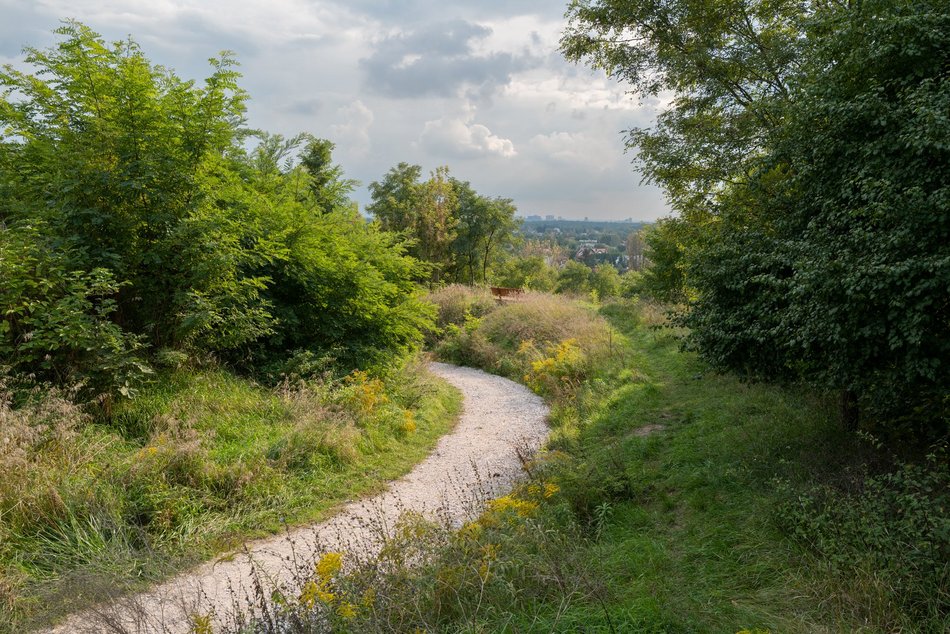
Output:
285,99,323,116
359,20,537,99
160,11,259,57
323,0,565,24
0,5,62,56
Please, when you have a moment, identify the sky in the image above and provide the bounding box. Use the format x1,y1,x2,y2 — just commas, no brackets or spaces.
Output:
0,0,671,221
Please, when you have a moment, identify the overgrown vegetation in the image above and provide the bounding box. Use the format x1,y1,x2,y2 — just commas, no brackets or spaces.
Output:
230,294,949,633
0,22,432,398
0,361,460,631
0,23,472,632
563,0,950,438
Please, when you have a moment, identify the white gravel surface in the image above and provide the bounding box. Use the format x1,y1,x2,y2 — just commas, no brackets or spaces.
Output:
46,362,549,633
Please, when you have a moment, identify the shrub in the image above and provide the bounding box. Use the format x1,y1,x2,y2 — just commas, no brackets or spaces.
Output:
555,260,592,295
778,449,950,627
425,285,497,330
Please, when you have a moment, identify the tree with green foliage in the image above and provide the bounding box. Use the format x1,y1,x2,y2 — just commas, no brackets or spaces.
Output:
451,178,520,285
590,263,622,301
366,162,423,234
0,23,434,393
493,256,557,292
0,21,261,389
367,164,519,286
565,0,950,434
556,260,592,295
638,219,690,303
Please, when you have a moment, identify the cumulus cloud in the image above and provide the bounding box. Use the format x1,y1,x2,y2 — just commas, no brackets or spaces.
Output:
359,20,537,99
0,0,670,220
529,131,591,164
419,115,516,159
330,100,374,157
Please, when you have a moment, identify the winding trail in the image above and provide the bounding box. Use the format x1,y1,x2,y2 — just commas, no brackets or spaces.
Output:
48,362,549,634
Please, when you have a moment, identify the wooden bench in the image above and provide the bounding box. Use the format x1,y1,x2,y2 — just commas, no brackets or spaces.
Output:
490,286,525,302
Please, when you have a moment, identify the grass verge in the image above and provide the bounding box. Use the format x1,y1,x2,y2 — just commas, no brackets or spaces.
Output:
0,358,461,633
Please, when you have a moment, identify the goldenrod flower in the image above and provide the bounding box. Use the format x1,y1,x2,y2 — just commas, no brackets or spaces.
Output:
336,601,358,619
316,551,343,579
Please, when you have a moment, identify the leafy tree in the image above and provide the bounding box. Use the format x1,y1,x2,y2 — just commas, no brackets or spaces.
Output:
414,166,459,284
638,219,690,303
590,263,622,300
451,179,520,284
556,260,592,295
0,23,436,392
566,0,950,434
562,0,801,213
367,162,424,234
494,256,557,292
368,164,519,286
626,230,646,271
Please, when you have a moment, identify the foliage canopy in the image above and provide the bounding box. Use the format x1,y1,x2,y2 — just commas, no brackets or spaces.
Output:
0,22,432,393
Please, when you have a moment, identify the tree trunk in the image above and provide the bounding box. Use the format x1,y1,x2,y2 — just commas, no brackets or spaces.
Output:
839,389,859,431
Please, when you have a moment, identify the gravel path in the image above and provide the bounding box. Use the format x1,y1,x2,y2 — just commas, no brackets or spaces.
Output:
47,362,549,634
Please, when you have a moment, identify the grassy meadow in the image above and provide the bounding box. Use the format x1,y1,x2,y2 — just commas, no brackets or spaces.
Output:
228,290,948,633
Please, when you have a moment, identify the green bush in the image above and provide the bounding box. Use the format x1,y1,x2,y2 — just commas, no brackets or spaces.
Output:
0,224,150,396
0,23,434,395
425,284,497,330
555,260,592,295
492,255,558,292
779,449,950,626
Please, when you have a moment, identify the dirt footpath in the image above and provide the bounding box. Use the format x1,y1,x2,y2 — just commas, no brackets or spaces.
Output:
47,362,549,633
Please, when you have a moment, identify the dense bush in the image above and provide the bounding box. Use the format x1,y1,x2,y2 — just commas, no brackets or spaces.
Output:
565,0,950,437
779,448,950,627
0,23,432,395
492,255,558,292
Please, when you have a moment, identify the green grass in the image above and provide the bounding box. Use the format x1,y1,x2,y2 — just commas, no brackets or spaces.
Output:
515,300,946,633
0,360,461,632
281,294,945,634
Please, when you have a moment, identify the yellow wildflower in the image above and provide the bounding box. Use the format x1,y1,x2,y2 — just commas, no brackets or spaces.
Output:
361,586,376,608
316,551,342,579
401,410,417,434
188,613,212,634
488,494,538,518
336,601,358,620
299,580,319,608
458,520,483,541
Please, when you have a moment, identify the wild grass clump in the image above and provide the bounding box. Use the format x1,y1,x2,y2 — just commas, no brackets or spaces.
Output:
222,457,615,633
437,292,618,407
477,292,610,351
425,284,496,331
0,360,460,632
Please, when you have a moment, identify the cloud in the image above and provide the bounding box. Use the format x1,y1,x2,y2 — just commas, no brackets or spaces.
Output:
359,20,536,99
419,115,516,159
284,98,323,116
325,0,565,23
0,0,671,221
330,100,374,156
529,131,592,165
